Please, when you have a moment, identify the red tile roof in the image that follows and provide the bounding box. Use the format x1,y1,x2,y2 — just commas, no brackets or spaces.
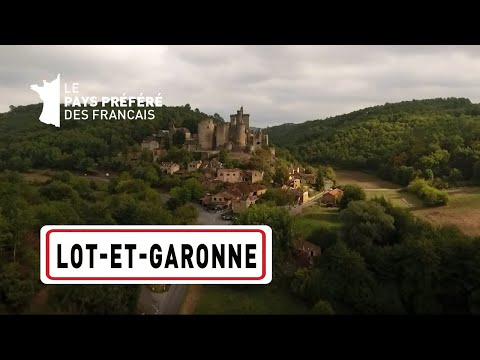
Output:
326,188,343,197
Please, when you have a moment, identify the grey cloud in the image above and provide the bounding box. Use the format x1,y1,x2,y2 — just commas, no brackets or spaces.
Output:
1,45,480,128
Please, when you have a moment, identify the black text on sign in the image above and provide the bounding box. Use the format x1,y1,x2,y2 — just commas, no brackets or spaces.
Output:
40,225,272,284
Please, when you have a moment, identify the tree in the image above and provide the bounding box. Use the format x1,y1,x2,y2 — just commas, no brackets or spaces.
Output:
315,168,325,191
234,204,293,272
39,181,76,201
140,149,153,162
172,131,186,147
340,200,395,248
273,163,289,186
48,285,140,314
304,165,315,174
7,156,31,171
305,225,337,250
312,300,335,315
0,262,36,313
338,184,366,209
218,149,228,163
173,204,198,224
262,188,296,206
424,169,434,182
469,290,480,314
310,242,377,313
133,165,159,185
473,160,480,185
320,165,336,182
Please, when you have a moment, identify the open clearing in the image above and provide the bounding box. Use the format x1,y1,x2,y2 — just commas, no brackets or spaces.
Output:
335,169,480,237
294,204,342,238
335,169,400,189
413,187,480,238
195,284,311,314
335,169,422,208
22,170,51,183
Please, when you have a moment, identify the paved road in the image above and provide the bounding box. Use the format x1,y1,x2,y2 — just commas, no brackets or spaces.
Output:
139,189,321,314
289,192,324,216
138,192,230,315
138,285,187,315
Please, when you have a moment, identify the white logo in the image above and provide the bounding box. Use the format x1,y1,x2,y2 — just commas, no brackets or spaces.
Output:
30,74,61,127
29,74,161,127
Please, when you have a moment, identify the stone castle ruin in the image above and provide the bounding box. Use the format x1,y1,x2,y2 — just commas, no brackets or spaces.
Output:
183,106,268,154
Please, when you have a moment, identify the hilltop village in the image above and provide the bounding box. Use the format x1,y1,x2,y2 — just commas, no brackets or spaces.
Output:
137,106,336,214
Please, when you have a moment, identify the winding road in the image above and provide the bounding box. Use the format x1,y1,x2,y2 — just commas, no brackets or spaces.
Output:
138,189,323,315
137,192,230,315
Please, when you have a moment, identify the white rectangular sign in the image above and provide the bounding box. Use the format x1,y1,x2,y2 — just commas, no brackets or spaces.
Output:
40,225,272,284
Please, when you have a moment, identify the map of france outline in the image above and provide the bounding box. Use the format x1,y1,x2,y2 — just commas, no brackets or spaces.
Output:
30,74,61,127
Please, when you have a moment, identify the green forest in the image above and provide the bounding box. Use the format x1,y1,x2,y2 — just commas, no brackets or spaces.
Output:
0,103,213,314
265,98,480,188
236,197,480,314
0,103,211,173
1,99,480,314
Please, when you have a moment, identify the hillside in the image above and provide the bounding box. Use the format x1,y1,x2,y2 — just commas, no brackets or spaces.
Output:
0,103,211,172
265,98,480,187
0,103,216,314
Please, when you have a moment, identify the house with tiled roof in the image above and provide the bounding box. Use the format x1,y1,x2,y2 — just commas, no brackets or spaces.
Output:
321,188,344,205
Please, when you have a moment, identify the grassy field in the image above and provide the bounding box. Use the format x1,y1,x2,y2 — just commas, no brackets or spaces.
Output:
195,284,311,314
335,169,422,209
294,204,342,239
20,169,111,184
335,169,399,189
413,187,480,238
21,170,52,183
335,169,480,237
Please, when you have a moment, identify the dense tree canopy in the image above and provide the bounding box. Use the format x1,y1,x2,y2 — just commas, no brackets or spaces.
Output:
266,98,480,187
293,197,480,314
0,103,210,173
338,184,366,209
0,169,201,313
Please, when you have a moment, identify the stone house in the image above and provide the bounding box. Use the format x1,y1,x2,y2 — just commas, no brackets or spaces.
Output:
293,239,321,268
159,162,180,175
243,170,264,183
289,178,302,189
201,182,267,212
217,168,243,183
232,195,257,214
321,188,344,205
290,188,309,205
298,173,316,185
141,137,160,151
187,160,203,172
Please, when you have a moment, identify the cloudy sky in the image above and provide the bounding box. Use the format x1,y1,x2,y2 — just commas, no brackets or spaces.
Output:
1,45,480,128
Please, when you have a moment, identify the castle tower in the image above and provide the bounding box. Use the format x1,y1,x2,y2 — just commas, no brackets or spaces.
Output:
236,122,246,146
229,106,249,147
198,118,215,150
237,107,244,124
215,122,229,148
242,113,250,130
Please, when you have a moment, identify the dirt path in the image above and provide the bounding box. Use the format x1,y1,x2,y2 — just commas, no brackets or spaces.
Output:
178,285,203,314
